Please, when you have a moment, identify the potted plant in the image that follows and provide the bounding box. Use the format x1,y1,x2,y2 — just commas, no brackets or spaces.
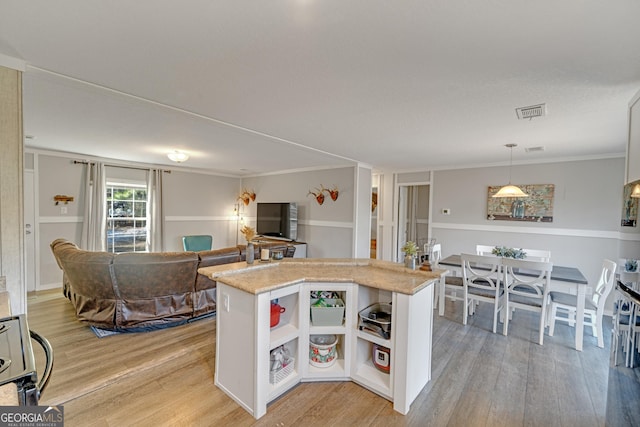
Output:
402,241,419,269
491,246,527,259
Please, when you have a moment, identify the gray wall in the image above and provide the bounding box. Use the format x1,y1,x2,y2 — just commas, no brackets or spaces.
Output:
163,170,241,251
241,166,358,258
32,150,366,289
33,151,243,288
430,157,640,311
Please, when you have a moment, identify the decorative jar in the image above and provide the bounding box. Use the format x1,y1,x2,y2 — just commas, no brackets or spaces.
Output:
246,242,254,264
404,255,416,270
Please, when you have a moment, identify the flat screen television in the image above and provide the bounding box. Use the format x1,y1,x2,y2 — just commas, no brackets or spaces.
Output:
256,202,298,241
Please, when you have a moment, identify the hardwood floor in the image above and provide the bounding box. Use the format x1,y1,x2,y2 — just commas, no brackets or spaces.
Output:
26,290,640,427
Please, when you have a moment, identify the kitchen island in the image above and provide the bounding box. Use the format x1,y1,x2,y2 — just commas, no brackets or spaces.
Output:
199,258,445,419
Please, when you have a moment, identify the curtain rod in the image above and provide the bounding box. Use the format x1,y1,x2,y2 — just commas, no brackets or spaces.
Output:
73,160,171,173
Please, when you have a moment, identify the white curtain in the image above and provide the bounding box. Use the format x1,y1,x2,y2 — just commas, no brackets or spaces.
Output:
80,162,106,251
146,169,164,252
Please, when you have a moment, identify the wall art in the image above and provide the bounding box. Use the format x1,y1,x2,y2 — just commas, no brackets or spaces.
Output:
487,184,554,222
621,182,638,227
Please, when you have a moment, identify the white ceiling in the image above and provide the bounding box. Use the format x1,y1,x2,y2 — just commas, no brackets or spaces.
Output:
1,1,640,176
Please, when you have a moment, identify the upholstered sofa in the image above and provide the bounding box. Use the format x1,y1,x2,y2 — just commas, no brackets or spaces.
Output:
50,238,295,331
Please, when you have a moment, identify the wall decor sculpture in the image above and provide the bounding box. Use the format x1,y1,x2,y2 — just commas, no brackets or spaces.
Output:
238,189,256,206
487,184,554,222
307,185,339,205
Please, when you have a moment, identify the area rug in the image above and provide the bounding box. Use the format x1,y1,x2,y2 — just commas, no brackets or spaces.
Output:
90,326,121,338
89,311,216,338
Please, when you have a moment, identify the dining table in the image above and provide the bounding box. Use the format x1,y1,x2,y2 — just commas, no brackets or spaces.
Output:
438,254,589,351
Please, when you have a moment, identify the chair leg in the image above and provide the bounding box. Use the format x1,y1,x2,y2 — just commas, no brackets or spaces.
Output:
492,302,499,334
539,307,546,346
613,328,619,366
502,301,509,336
463,293,468,326
548,303,557,337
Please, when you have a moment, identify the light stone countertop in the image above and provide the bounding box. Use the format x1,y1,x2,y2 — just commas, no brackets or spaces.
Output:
198,258,447,295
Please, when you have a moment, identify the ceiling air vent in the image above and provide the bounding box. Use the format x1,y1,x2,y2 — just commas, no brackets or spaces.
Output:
525,146,545,153
515,103,546,120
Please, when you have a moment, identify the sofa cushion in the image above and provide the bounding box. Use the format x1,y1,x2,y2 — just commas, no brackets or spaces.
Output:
197,247,241,268
112,252,199,328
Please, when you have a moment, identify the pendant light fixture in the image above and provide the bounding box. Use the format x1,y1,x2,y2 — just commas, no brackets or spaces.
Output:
492,144,528,198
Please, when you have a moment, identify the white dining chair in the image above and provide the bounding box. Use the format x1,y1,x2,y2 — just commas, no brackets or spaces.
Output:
612,296,640,367
432,244,465,311
502,258,553,345
547,259,616,348
521,248,551,262
475,245,495,256
461,253,503,333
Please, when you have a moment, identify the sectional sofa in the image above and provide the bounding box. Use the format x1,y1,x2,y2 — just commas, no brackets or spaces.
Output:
50,238,295,331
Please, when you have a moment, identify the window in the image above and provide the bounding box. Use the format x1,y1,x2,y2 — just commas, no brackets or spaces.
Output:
106,182,147,253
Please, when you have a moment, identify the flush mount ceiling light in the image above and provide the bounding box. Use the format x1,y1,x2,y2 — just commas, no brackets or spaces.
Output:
167,150,189,163
493,144,528,198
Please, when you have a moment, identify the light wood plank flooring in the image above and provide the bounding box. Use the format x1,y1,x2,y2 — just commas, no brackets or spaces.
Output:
25,290,640,426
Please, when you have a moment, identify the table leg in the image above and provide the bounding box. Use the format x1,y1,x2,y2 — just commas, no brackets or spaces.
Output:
575,284,585,351
438,275,445,316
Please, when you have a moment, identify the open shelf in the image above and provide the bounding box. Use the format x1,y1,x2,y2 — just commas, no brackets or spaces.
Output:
356,329,392,348
270,323,298,350
309,324,346,335
268,338,300,400
269,287,300,349
352,358,392,399
304,335,347,380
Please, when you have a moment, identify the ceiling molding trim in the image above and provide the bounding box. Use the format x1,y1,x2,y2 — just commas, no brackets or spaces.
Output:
391,152,626,174
24,147,243,179
240,163,357,178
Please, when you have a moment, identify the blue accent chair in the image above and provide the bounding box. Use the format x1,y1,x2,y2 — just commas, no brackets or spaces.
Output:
182,235,213,252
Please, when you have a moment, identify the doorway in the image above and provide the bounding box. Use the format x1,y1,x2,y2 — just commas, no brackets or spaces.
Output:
396,184,430,263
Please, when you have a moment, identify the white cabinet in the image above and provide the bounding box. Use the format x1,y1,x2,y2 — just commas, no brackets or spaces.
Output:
215,282,302,419
215,279,434,419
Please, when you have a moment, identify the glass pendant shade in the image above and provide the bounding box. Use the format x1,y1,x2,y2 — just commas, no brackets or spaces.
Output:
631,183,640,198
492,143,528,198
493,184,528,198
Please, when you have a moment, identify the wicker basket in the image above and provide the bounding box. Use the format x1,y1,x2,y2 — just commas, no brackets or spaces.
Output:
269,357,295,384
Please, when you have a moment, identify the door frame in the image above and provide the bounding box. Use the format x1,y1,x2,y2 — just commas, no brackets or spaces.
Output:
393,173,433,263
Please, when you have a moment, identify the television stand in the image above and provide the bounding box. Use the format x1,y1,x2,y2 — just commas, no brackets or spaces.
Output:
258,235,292,242
255,236,306,258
